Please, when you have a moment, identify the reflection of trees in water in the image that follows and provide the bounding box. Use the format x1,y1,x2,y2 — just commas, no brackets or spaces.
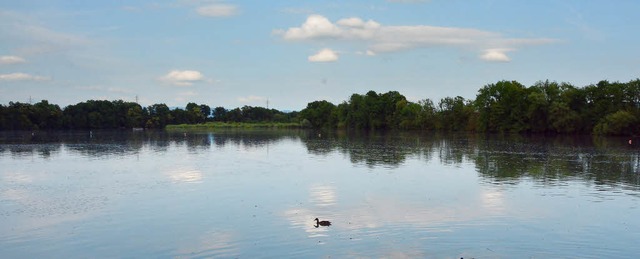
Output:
301,131,480,169
301,131,640,190
210,130,302,149
470,135,640,192
302,131,426,168
1,143,62,159
2,130,639,190
0,130,304,158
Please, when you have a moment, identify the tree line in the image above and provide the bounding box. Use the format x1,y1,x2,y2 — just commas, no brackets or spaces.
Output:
0,100,298,130
299,79,640,135
2,78,640,135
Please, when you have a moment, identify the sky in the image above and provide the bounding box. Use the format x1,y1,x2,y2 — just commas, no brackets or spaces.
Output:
1,0,639,111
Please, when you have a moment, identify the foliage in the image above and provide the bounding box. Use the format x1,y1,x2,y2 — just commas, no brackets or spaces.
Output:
593,110,638,135
474,80,529,133
3,78,640,136
299,100,337,128
0,100,298,130
296,78,640,135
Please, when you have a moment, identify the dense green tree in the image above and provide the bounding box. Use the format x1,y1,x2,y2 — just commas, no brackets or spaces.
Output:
225,108,243,122
584,80,625,129
4,102,36,130
2,78,640,135
395,99,421,129
199,104,211,119
126,104,144,128
185,103,206,124
299,100,337,128
0,104,5,129
146,103,172,128
548,102,582,133
416,99,437,130
344,93,368,128
593,110,638,135
212,106,227,121
32,100,63,130
475,80,529,133
438,96,472,131
338,90,411,129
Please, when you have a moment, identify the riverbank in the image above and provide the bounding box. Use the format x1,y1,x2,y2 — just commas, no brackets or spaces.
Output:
165,122,302,130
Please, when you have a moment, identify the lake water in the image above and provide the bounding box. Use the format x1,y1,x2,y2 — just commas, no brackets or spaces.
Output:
1,130,639,258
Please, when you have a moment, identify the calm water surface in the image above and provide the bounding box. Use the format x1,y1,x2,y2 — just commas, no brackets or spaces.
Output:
1,130,639,258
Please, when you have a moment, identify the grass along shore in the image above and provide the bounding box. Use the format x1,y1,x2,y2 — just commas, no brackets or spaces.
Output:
165,121,303,130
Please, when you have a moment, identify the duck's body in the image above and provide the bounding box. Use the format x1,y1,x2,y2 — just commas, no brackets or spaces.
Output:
314,218,331,227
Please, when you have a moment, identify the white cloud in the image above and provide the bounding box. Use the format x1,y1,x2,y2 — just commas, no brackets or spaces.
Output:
0,55,26,65
280,15,343,40
308,48,339,62
278,15,381,41
0,72,50,82
480,49,512,62
160,70,204,86
196,4,238,17
277,15,557,62
237,95,266,103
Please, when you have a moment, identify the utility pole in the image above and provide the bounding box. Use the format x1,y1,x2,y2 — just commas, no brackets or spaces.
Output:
266,98,269,109
135,95,139,103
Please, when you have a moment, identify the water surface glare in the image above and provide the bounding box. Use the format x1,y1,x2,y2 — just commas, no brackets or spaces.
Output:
1,130,639,258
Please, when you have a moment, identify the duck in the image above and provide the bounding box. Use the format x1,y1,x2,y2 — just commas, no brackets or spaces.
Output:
314,218,331,227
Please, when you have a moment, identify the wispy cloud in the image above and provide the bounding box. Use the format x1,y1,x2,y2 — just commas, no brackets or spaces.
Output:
0,72,50,82
0,55,26,65
160,70,204,86
308,48,339,62
178,0,239,17
279,7,314,15
0,10,92,56
196,4,238,17
276,14,557,62
237,95,267,104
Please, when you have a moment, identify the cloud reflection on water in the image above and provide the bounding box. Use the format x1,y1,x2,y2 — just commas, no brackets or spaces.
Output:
174,230,239,258
285,181,515,241
480,188,506,213
167,169,203,184
309,184,336,207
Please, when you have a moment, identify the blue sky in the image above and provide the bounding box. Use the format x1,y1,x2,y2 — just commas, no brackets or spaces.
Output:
1,0,639,110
